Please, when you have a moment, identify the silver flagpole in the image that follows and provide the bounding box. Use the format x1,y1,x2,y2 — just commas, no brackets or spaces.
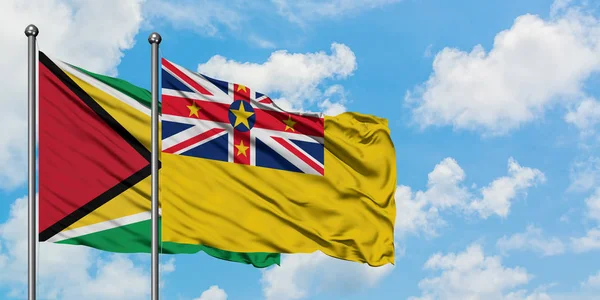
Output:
25,24,39,300
148,32,162,300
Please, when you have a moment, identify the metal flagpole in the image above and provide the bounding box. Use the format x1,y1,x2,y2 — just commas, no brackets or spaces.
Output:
148,32,162,300
25,24,39,300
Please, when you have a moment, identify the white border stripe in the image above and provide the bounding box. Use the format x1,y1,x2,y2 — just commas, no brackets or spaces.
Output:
250,132,256,166
53,59,151,116
228,82,234,98
227,125,234,162
46,210,161,243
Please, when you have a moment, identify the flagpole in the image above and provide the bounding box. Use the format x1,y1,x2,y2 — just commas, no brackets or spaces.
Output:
149,32,162,300
25,24,39,300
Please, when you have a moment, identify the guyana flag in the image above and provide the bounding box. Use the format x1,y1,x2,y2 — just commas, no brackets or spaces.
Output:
38,51,280,267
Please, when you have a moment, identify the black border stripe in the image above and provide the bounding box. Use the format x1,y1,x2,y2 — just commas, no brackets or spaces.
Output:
39,52,152,162
38,51,158,241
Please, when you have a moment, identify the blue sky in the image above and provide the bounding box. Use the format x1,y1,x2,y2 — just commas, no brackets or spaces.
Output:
1,0,600,299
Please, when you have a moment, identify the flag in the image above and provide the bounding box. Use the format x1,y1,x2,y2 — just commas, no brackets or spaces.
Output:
160,58,397,266
38,51,280,268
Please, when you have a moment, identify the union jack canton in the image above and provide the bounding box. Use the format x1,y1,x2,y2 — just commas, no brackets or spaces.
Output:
161,58,325,176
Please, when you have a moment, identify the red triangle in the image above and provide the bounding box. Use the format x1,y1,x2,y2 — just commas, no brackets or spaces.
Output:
38,60,149,234
259,97,273,104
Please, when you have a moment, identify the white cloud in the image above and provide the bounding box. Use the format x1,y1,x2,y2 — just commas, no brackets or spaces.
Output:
71,255,148,300
424,44,434,58
570,187,600,253
422,157,471,209
469,158,546,219
197,43,356,112
565,98,600,137
571,228,600,253
396,157,545,237
569,156,600,192
533,271,600,299
0,0,145,189
550,0,574,17
496,225,566,256
394,184,445,238
409,244,535,300
260,252,393,300
0,196,156,299
585,188,600,222
248,35,277,49
317,85,348,116
194,285,228,300
318,99,347,116
272,0,402,25
160,257,176,273
143,0,241,36
394,157,468,237
144,0,400,44
581,271,600,289
406,4,600,135
504,290,552,300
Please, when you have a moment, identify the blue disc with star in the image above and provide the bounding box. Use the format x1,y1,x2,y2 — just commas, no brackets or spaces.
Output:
228,100,256,132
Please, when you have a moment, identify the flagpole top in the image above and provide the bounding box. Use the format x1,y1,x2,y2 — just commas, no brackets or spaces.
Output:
148,32,162,44
24,24,39,37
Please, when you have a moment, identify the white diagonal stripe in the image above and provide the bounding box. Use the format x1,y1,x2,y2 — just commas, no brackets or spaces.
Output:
277,136,324,170
162,114,231,128
162,120,221,149
162,88,214,102
162,61,231,103
53,58,151,116
172,130,227,155
255,134,321,175
45,209,162,243
253,127,324,144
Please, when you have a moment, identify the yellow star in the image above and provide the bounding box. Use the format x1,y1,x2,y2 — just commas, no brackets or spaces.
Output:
235,140,249,157
187,101,201,118
230,102,254,129
236,84,247,92
283,115,296,132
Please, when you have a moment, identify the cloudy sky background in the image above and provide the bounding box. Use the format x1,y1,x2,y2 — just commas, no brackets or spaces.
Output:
1,0,600,299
